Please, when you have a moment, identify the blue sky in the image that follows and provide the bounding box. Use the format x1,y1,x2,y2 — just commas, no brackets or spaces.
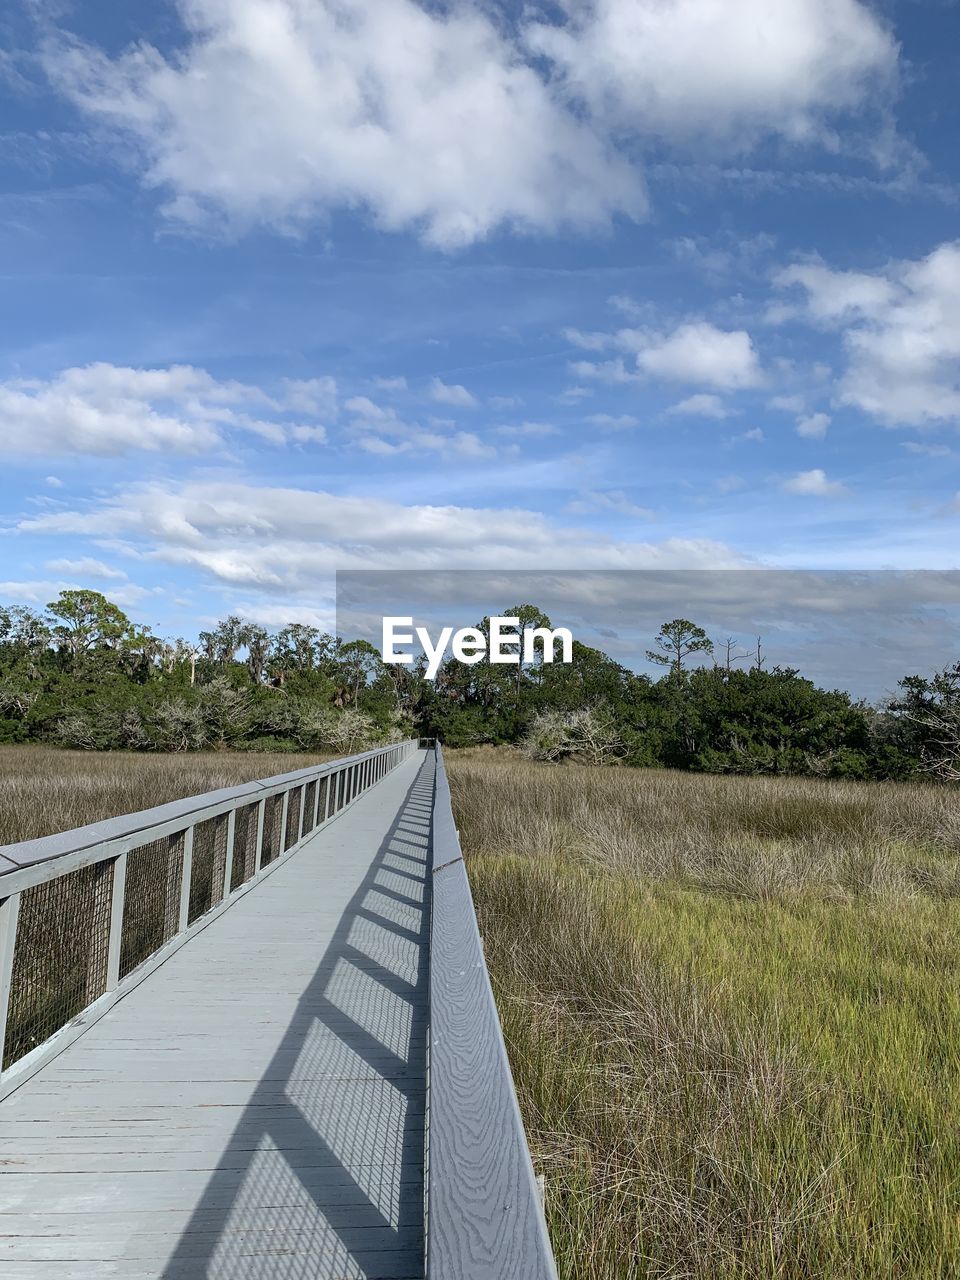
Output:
1,0,959,644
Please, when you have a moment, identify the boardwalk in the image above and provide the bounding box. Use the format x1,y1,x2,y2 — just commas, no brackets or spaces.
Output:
0,751,432,1279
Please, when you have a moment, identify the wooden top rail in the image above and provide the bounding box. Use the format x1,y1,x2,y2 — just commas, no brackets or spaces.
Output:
427,744,558,1279
0,741,413,893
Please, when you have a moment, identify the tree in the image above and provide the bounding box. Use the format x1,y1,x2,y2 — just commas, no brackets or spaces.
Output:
46,590,133,665
646,619,714,672
889,664,960,781
240,623,271,685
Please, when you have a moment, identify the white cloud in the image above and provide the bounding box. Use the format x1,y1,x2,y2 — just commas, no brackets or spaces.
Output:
45,475,64,488
783,468,849,497
571,321,762,389
45,0,644,250
43,0,900,250
669,393,731,419
18,480,745,592
586,413,639,430
374,376,407,391
566,490,654,519
902,442,951,458
45,557,127,581
492,422,559,438
630,323,762,389
796,412,830,438
282,376,337,416
429,377,477,408
731,427,764,444
345,393,494,457
0,362,330,457
527,0,896,148
774,241,960,426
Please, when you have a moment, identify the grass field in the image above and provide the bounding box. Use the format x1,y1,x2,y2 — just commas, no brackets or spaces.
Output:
447,750,960,1280
3,744,959,1277
0,744,331,845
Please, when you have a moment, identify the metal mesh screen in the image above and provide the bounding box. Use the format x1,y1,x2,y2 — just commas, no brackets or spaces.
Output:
284,786,302,851
3,860,113,1070
302,779,317,835
188,813,229,925
230,801,260,891
261,794,283,866
119,832,185,980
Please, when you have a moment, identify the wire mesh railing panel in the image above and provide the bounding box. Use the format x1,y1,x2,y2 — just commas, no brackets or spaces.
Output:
284,787,302,852
119,832,185,980
302,779,317,835
188,813,229,926
318,775,330,821
230,801,260,891
3,861,113,1070
261,794,283,866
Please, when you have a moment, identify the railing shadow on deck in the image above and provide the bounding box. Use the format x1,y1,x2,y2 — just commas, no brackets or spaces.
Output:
158,759,434,1280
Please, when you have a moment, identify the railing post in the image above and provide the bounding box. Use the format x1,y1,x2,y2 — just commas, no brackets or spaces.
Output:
0,892,22,1070
297,783,306,843
313,775,322,827
324,774,333,822
105,853,128,992
254,798,267,873
85,858,114,1004
279,789,290,853
222,809,236,901
177,825,194,934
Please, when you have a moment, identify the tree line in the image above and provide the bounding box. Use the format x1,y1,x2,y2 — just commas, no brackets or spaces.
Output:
0,590,957,781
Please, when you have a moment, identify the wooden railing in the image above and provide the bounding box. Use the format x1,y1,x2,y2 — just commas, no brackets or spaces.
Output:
427,743,558,1279
0,739,417,1098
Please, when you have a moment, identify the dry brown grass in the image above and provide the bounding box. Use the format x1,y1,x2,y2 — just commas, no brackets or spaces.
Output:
0,744,330,846
448,750,960,1279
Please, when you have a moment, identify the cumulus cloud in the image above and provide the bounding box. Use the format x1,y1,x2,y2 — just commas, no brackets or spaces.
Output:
527,0,897,147
668,393,731,418
42,0,898,248
0,363,333,457
783,468,849,496
344,393,494,457
572,321,762,390
774,241,960,426
429,378,477,408
18,480,745,592
796,412,831,438
44,0,644,249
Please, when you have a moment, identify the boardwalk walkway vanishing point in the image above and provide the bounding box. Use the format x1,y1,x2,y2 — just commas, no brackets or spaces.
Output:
0,744,557,1279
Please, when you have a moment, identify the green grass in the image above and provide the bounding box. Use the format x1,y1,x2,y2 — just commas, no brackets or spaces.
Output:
449,752,960,1279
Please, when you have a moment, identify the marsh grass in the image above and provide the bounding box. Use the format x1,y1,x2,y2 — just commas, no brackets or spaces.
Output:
448,752,960,1279
0,744,330,845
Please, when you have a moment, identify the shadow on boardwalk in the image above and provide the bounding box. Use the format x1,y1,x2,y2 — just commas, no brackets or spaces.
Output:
160,760,434,1280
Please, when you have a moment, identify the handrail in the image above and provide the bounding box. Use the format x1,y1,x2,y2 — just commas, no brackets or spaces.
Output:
0,739,418,1096
427,744,558,1279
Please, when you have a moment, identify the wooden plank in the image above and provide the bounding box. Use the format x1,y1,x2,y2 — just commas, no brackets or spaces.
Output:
427,746,558,1280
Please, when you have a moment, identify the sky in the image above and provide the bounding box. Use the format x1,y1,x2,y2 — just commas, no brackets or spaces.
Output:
1,0,960,661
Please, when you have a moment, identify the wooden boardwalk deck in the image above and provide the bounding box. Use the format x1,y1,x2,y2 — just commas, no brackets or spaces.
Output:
0,749,432,1280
